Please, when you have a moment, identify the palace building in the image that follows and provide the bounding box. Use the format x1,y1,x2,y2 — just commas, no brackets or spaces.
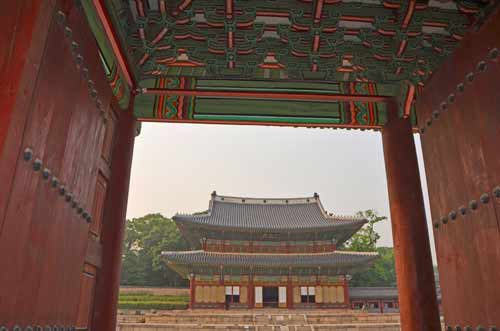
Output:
163,192,378,309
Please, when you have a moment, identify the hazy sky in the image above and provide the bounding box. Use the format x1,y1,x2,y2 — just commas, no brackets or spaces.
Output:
126,123,437,262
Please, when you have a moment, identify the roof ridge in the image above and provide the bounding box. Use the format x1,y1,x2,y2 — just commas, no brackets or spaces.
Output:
211,191,320,205
325,213,366,220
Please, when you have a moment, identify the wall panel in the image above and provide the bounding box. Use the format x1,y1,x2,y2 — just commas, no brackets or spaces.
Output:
417,8,500,327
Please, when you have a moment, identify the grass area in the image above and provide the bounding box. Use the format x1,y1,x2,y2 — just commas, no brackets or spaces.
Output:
118,293,189,310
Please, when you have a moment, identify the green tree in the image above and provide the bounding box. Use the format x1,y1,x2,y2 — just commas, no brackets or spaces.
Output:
342,210,397,287
342,209,386,252
121,213,192,287
349,247,397,287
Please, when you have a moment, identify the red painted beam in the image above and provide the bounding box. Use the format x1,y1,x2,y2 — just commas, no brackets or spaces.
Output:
403,83,416,118
92,0,135,88
138,118,382,129
143,88,390,103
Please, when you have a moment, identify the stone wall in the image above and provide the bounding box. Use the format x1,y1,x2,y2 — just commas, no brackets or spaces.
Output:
118,324,401,331
117,311,401,331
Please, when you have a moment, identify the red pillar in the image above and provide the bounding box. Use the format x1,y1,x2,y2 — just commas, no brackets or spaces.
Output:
92,107,136,331
189,274,196,309
381,102,440,331
343,277,350,308
248,275,254,308
286,275,293,309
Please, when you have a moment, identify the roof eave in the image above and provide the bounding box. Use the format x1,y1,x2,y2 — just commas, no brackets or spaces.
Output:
174,217,364,234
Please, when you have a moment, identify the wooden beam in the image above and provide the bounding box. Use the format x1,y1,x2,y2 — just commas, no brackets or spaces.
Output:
138,118,382,130
92,0,135,88
143,88,390,103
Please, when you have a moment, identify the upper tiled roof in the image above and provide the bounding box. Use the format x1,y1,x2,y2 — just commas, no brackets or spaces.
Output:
173,192,366,232
162,250,378,268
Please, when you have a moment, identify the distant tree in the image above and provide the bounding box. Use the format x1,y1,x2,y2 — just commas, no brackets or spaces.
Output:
342,209,386,252
341,210,397,287
121,213,191,287
349,247,397,287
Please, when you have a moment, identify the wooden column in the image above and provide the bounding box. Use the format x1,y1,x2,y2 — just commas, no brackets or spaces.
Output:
248,274,254,308
92,108,136,331
286,276,293,309
189,274,196,309
381,102,440,331
343,277,350,308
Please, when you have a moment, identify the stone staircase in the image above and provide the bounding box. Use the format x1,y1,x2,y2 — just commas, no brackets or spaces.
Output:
117,310,401,331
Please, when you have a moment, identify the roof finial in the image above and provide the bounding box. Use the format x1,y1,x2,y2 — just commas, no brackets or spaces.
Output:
314,192,319,199
211,190,217,198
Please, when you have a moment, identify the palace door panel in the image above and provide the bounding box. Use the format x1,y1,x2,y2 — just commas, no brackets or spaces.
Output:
262,287,279,307
0,1,55,226
255,287,263,308
417,11,500,327
0,1,116,328
278,287,287,308
76,264,97,329
90,173,108,237
101,110,117,166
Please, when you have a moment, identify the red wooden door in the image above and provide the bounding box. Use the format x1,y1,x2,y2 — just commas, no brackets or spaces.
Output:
0,1,120,328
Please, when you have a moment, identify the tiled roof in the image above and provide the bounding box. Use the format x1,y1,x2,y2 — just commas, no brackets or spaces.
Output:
173,192,366,232
349,287,442,301
349,287,399,300
162,250,378,268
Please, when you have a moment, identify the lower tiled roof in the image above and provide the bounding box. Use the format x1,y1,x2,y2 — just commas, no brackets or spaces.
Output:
162,250,378,268
349,287,441,302
349,287,399,300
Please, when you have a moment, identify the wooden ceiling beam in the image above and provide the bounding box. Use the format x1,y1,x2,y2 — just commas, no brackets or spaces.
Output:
142,88,390,103
137,118,382,130
92,0,136,88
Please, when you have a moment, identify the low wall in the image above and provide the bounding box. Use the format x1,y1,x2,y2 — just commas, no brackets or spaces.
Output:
117,310,402,331
117,322,401,331
120,286,189,296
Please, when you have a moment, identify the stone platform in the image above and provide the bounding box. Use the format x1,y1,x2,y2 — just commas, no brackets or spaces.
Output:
117,310,401,331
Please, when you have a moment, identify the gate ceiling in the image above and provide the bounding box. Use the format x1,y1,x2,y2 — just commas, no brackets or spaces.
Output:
85,0,497,129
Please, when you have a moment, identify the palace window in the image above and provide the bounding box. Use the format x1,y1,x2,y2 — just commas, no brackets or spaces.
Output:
300,286,315,303
225,286,240,303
